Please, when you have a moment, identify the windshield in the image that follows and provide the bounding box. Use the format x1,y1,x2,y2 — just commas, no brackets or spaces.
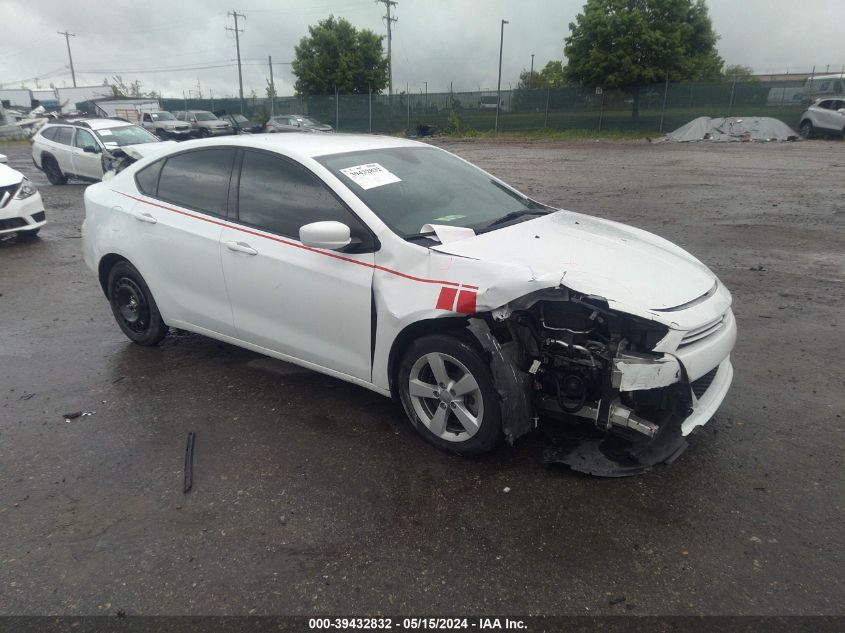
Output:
95,124,159,147
151,112,175,121
194,112,217,121
300,117,320,126
233,115,249,123
317,146,540,237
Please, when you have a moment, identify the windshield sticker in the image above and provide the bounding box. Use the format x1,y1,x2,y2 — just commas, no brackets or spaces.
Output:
340,163,401,190
433,214,465,222
98,129,113,135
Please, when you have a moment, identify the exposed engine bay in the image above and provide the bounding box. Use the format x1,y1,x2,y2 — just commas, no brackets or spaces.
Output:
470,288,706,476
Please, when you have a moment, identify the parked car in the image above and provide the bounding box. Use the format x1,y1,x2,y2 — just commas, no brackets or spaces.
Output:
0,153,45,238
139,111,193,140
81,134,736,474
265,114,333,133
799,98,845,138
173,110,234,137
216,112,264,134
32,118,170,184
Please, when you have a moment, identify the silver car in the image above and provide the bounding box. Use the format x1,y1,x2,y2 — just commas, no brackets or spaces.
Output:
799,98,845,138
265,114,333,133
174,110,234,138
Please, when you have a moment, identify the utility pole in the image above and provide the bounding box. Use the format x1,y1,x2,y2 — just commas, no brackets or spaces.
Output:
57,31,77,87
495,19,508,133
226,10,246,114
268,55,275,117
530,53,534,88
376,0,397,96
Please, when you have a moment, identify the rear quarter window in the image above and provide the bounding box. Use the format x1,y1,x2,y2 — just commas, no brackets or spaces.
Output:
40,127,58,141
135,159,164,196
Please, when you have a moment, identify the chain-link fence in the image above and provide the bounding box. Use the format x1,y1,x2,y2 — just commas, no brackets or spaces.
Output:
161,76,832,135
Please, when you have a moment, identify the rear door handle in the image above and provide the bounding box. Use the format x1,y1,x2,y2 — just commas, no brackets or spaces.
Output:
134,212,157,224
225,240,258,256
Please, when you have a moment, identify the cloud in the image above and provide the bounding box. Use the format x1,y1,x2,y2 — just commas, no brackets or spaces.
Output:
1,0,842,98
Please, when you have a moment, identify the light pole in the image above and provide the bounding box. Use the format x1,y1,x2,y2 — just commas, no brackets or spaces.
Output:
530,53,534,89
495,19,508,132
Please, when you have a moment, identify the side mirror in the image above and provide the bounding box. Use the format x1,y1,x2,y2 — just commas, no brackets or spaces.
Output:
0,153,7,164
83,145,99,153
299,221,351,250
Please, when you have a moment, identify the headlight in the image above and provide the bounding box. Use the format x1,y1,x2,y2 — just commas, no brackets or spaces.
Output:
14,177,37,200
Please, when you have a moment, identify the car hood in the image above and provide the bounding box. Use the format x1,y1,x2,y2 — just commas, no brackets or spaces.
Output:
109,141,178,161
431,210,716,311
0,163,23,188
161,121,188,128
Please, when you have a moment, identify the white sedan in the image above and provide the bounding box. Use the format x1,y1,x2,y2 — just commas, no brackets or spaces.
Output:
0,153,45,238
81,134,736,475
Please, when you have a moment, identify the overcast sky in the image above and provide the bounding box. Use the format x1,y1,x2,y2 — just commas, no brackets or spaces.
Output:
1,0,843,98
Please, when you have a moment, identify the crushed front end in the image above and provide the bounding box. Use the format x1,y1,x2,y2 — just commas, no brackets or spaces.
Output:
481,285,736,476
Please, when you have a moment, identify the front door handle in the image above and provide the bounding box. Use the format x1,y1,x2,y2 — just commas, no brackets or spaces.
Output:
134,212,157,224
225,240,258,256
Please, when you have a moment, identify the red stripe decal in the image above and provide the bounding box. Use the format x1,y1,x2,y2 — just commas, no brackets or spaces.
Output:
435,286,458,311
455,290,477,314
114,191,479,290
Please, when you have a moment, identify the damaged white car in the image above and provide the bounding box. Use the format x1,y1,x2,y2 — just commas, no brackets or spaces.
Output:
81,135,736,475
0,153,46,238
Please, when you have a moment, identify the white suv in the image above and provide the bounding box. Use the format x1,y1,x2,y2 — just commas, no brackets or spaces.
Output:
799,98,845,138
31,118,167,184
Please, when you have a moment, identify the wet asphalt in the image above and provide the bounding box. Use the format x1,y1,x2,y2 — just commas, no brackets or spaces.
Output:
0,138,843,616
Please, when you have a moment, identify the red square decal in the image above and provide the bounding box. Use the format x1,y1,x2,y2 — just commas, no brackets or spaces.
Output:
436,286,458,311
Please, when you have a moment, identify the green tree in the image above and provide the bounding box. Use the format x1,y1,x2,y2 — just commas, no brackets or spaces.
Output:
517,69,549,90
540,61,567,87
564,0,723,116
292,15,388,95
722,64,756,82
265,78,277,100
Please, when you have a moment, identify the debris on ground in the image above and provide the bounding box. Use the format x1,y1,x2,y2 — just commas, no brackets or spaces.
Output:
659,116,799,143
502,486,511,494
63,411,95,422
183,431,196,494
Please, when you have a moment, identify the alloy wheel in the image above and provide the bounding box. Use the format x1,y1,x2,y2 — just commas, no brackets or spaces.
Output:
408,352,484,442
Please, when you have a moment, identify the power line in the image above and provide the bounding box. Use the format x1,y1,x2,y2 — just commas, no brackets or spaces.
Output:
57,30,77,87
375,0,397,96
226,10,246,114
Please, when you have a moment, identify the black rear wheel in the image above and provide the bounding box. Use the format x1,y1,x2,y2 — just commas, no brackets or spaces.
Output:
799,120,814,139
43,157,67,185
107,261,169,346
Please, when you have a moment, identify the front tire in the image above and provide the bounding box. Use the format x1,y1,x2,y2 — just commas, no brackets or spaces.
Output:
43,156,67,185
107,261,168,346
198,128,209,138
398,334,501,456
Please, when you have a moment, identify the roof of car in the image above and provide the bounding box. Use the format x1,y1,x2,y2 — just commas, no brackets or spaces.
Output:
46,117,134,130
171,133,424,161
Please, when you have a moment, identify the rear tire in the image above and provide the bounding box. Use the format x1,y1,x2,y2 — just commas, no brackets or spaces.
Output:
398,334,501,456
107,261,169,346
43,156,67,185
799,120,814,139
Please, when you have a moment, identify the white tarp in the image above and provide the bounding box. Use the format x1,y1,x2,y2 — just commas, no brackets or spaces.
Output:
661,116,799,143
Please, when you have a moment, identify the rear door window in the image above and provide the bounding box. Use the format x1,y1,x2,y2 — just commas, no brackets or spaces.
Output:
156,149,236,216
40,127,58,141
54,127,74,145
